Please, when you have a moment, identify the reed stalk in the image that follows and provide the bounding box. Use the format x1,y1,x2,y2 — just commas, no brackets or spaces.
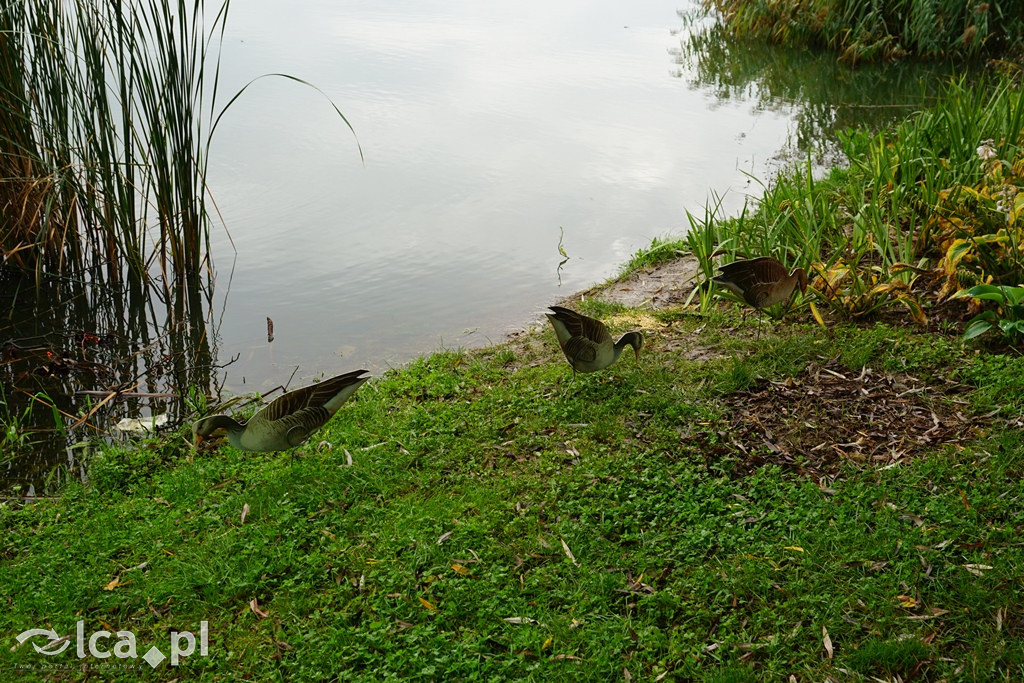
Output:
0,0,229,286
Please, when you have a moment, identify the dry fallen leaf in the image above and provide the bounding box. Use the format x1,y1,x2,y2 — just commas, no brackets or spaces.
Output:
104,577,121,591
822,625,833,659
783,545,804,553
451,563,471,576
503,617,538,625
560,537,579,566
963,563,993,576
437,530,454,545
250,598,269,619
542,636,553,651
240,502,250,525
418,597,437,611
898,594,918,608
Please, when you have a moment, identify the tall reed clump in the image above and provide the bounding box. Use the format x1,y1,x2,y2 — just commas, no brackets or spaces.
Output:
702,0,1023,63
0,0,229,288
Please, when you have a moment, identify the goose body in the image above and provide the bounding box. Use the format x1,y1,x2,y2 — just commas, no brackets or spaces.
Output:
192,369,370,452
712,256,808,310
545,305,643,374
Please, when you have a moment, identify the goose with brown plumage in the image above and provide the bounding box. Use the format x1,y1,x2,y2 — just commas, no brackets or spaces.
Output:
192,369,370,452
711,256,808,335
545,305,643,375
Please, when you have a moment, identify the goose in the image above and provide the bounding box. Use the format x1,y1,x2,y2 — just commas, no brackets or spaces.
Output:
192,369,370,452
545,305,643,375
711,256,808,335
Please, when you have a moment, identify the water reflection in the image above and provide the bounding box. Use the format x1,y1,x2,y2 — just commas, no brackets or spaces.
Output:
672,7,971,158
0,265,218,496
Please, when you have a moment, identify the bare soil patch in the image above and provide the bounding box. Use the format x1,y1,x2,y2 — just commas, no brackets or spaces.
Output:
571,254,702,310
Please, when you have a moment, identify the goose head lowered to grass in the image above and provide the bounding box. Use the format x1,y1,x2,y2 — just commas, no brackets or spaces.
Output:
545,305,643,375
192,369,370,452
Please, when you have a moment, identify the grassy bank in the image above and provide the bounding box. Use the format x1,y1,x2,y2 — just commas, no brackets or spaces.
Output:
2,308,1023,680
4,47,1024,683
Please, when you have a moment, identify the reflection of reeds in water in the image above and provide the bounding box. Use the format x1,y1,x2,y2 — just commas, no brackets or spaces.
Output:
0,1,230,493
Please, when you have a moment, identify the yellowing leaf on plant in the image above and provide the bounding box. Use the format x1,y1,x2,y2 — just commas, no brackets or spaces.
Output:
419,597,437,611
809,301,825,327
451,563,471,576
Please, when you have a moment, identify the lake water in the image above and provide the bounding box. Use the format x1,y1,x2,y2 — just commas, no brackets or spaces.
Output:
201,0,792,390
2,0,958,494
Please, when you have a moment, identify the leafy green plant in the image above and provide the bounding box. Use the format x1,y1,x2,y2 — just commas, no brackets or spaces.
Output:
953,283,1024,344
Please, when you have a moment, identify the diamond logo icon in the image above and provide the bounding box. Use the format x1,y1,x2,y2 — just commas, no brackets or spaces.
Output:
143,646,166,668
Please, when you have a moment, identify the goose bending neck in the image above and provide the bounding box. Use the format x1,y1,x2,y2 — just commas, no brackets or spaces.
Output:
613,332,643,361
196,415,247,447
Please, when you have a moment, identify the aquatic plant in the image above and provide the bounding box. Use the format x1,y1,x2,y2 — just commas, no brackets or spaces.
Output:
0,0,230,285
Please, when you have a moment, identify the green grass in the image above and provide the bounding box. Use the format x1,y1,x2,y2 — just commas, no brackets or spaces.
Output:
2,318,1022,681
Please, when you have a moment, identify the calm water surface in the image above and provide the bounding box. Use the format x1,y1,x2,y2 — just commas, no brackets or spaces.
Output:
203,0,790,389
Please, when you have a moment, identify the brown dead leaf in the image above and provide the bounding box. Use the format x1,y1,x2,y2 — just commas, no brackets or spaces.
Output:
104,577,121,591
240,502,250,525
822,625,833,659
418,597,437,611
451,563,471,576
250,598,269,618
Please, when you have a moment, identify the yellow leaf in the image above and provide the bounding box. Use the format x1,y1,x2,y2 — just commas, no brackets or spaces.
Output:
542,637,553,651
783,546,804,553
451,563,471,576
104,577,121,591
809,301,826,328
897,594,917,608
419,597,437,611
